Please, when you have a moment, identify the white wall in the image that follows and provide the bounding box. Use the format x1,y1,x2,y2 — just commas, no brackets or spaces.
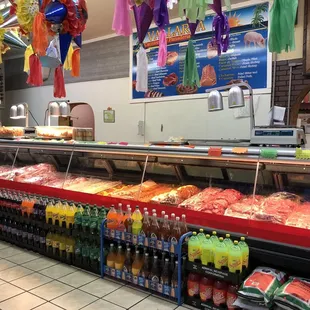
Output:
5,77,271,142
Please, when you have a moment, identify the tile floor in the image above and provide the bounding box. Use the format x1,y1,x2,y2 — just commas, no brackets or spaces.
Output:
0,240,193,310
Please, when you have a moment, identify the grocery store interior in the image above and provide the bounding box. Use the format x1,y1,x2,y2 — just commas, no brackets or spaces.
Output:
0,0,309,309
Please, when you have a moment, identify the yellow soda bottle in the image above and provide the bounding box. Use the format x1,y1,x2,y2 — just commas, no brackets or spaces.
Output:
65,233,75,263
210,231,219,245
214,237,228,270
46,230,53,254
45,201,54,224
52,201,61,226
188,232,201,262
224,234,233,249
59,231,67,259
59,201,68,228
201,234,213,266
131,206,143,235
66,202,77,229
197,228,206,243
239,237,249,269
228,240,242,273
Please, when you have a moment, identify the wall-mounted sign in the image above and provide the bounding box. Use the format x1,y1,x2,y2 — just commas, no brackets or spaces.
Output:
130,3,270,102
103,109,115,123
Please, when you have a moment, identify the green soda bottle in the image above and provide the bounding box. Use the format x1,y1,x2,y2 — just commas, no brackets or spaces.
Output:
74,204,84,231
210,231,219,245
197,228,206,243
188,232,201,262
89,205,99,235
81,205,91,233
97,207,107,233
82,239,90,266
74,237,82,262
201,234,214,266
228,240,242,273
239,237,249,269
224,234,233,249
214,237,228,270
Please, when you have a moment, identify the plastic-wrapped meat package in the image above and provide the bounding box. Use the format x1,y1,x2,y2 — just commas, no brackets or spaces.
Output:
200,198,230,215
13,163,56,181
285,203,310,229
0,166,14,179
252,196,299,225
65,178,105,192
151,185,200,205
179,187,222,210
224,196,264,219
214,189,243,204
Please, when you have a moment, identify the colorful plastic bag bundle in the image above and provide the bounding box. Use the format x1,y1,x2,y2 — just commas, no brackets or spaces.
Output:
238,267,287,308
112,0,133,37
268,0,298,53
274,277,310,310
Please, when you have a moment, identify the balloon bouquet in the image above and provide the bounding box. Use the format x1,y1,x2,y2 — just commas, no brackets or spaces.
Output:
14,0,88,98
113,0,230,90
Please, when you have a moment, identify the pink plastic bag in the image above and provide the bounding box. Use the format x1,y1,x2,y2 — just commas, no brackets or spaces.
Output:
157,29,167,67
112,0,133,36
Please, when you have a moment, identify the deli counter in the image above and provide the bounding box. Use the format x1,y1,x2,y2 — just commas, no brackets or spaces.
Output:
0,139,309,275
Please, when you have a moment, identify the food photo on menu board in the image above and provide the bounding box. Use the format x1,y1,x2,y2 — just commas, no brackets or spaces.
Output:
131,3,269,100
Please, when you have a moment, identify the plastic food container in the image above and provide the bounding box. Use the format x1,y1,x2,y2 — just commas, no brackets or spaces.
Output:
35,126,73,140
0,127,24,138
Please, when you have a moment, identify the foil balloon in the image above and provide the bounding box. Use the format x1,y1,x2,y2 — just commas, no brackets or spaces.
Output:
45,0,68,24
4,30,27,50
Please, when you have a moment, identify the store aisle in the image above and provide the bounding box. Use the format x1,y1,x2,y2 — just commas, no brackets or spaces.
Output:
0,241,189,310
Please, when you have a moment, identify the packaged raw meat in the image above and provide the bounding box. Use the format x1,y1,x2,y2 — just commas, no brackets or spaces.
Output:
252,197,299,225
151,185,200,205
268,192,302,203
214,189,243,204
179,187,222,211
285,204,310,229
81,181,122,194
238,267,287,307
274,277,310,310
200,198,229,215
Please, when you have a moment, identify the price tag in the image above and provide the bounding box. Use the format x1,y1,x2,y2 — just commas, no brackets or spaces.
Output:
115,270,122,279
163,285,171,296
125,232,132,243
138,277,145,287
137,235,145,246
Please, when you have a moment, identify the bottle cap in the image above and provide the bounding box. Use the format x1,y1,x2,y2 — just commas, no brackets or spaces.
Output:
199,228,204,233
136,250,139,254
226,234,230,238
145,252,149,256
192,232,197,236
176,217,180,221
165,258,169,262
110,243,114,247
219,237,224,241
154,255,158,259
118,245,122,249
212,231,217,235
164,215,168,219
206,234,211,238
234,240,238,245
241,236,245,241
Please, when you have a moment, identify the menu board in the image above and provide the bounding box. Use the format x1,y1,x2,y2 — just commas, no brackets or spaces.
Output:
131,3,270,102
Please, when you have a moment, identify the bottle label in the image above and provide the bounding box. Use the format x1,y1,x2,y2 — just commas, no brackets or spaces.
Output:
200,283,213,301
46,211,53,218
66,245,74,253
151,275,159,283
34,235,40,242
150,233,158,239
187,281,199,297
228,258,242,272
3,225,7,232
215,255,228,268
22,231,27,238
52,213,59,220
46,238,52,247
242,253,249,267
188,247,201,261
59,243,66,251
11,228,16,235
52,241,59,248
170,237,178,244
60,215,66,222
16,230,22,236
28,233,33,239
213,288,227,306
227,291,238,309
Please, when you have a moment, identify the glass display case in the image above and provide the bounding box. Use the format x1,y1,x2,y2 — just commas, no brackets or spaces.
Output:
0,139,309,276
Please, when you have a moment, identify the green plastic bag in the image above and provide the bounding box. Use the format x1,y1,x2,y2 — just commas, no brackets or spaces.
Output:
183,39,200,87
269,0,298,53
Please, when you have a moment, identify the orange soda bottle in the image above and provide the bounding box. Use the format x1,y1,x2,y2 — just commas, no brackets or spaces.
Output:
107,205,118,230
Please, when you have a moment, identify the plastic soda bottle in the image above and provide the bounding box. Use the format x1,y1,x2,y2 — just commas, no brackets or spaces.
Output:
117,203,125,231
97,207,106,232
82,205,91,232
239,237,249,269
59,231,67,259
123,247,133,273
188,232,201,262
214,237,228,269
106,244,116,268
89,205,99,235
228,241,242,273
210,231,219,245
187,273,200,298
132,206,143,235
107,205,118,230
65,233,75,263
198,228,206,243
201,234,214,266
140,211,151,237
141,252,151,278
45,201,53,224
160,214,170,241
227,284,239,310
59,201,68,228
224,234,233,249
149,255,160,282
213,280,228,307
171,216,182,244
74,204,84,231
200,276,214,302
132,250,143,276
115,245,125,270
46,230,53,254
124,207,133,233
66,202,76,229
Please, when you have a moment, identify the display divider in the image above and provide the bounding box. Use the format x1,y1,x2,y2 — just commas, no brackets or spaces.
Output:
0,179,310,248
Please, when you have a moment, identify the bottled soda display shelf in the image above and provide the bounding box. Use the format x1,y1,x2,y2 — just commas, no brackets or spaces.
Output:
185,296,228,310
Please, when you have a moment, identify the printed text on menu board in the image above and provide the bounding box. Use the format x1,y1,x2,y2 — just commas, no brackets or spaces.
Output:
131,3,269,101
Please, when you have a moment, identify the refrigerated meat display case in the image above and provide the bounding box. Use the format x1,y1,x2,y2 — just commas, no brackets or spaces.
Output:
0,139,309,277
